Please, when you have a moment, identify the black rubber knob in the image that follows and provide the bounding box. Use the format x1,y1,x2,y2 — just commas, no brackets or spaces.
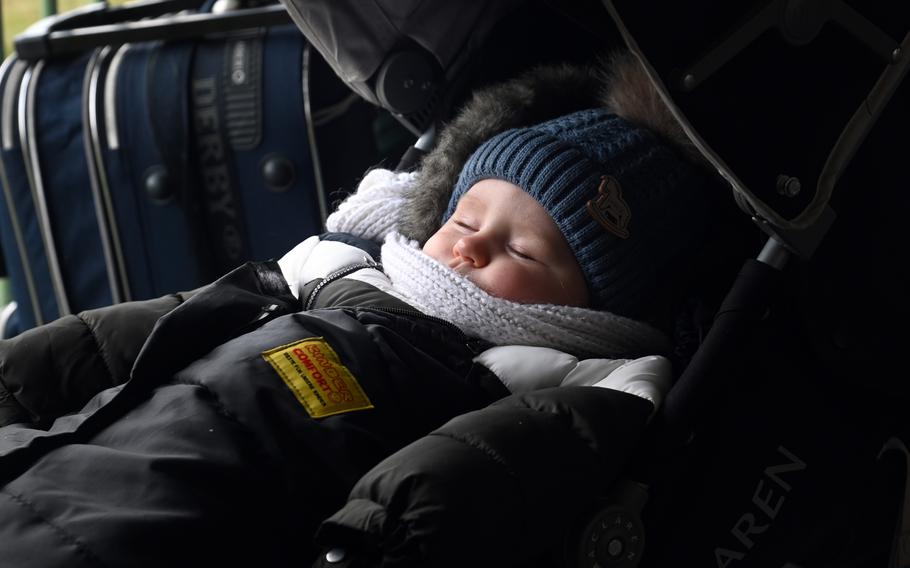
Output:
144,166,172,202
261,155,295,191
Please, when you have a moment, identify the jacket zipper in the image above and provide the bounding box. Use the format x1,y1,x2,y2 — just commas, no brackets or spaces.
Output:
365,305,487,355
304,261,381,310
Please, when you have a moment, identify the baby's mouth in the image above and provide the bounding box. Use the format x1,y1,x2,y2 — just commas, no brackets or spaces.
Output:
444,258,479,283
447,258,471,274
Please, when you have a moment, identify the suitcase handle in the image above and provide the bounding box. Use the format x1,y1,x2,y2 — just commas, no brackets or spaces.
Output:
17,0,207,37
15,3,292,62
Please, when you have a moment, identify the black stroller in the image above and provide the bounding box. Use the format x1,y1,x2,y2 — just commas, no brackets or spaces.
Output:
283,1,910,566
0,1,906,566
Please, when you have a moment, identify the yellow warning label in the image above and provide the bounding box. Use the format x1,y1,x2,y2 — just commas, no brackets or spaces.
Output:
261,337,373,418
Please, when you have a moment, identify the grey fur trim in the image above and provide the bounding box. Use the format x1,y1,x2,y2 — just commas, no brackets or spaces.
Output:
400,64,603,243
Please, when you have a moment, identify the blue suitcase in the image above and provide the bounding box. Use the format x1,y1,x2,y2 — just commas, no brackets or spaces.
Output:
0,1,398,336
0,48,109,330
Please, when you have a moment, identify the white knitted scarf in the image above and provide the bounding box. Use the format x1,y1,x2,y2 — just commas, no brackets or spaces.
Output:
326,169,671,358
380,232,671,358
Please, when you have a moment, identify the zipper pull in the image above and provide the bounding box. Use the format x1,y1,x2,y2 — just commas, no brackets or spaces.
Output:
252,303,280,323
465,337,487,356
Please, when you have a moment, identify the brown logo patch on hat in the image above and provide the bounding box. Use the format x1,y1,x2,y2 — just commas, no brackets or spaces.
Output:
586,176,631,239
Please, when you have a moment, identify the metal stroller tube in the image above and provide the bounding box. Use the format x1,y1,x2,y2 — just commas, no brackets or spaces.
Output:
756,236,790,271
394,124,436,172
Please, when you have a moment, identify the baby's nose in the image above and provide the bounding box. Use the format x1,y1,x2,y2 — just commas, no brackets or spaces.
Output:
454,234,490,267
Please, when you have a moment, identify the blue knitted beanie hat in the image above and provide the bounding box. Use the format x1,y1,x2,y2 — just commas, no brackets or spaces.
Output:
444,107,709,321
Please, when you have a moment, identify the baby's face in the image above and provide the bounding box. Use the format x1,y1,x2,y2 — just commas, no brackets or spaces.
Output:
423,179,589,307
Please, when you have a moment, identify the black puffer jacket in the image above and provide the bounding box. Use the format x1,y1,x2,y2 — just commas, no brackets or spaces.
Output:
0,259,509,566
0,290,193,428
0,256,653,567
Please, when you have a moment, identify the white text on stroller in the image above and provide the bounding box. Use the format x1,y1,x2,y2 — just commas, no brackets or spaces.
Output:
714,445,806,567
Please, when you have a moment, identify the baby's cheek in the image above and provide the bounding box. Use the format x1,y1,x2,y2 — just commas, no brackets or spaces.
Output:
483,266,541,304
509,266,584,305
421,233,451,264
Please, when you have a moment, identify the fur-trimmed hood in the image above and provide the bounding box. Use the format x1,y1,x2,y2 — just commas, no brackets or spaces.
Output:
398,50,705,243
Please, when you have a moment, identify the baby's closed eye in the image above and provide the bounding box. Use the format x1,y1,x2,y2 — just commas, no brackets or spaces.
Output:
507,244,536,261
453,219,477,231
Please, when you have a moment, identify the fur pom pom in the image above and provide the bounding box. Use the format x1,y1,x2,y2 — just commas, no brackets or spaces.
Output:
599,51,703,165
